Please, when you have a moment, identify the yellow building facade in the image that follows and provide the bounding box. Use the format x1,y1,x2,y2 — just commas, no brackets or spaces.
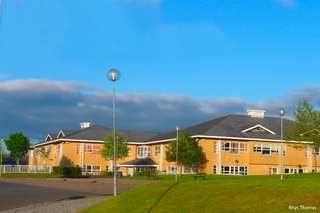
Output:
29,111,320,176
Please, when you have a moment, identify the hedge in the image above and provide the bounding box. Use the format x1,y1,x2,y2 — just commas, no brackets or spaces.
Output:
53,166,82,175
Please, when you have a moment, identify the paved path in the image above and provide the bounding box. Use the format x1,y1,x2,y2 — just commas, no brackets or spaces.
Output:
0,177,153,212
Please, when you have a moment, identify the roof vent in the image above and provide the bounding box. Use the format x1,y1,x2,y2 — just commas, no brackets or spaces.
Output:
247,110,265,118
80,122,91,129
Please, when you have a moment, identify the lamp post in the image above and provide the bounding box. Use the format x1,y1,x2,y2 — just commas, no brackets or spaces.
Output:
175,126,180,181
278,108,286,180
108,69,120,196
0,139,4,178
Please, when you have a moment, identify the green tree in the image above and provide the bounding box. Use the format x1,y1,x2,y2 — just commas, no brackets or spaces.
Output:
5,132,30,165
165,132,204,175
39,147,52,166
0,142,5,165
284,98,320,172
100,130,129,171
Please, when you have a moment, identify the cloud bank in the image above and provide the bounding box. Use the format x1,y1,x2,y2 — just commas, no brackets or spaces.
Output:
0,79,318,143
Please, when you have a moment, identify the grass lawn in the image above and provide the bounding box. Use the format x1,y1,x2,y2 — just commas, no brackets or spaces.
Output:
82,173,320,213
0,173,61,178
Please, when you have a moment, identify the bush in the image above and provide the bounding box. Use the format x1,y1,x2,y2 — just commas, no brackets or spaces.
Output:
53,166,82,175
133,170,156,177
100,171,113,176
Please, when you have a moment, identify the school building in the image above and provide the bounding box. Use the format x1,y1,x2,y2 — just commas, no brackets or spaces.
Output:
29,110,319,176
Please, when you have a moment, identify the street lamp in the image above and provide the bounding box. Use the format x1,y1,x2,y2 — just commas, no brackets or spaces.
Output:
278,108,286,180
175,126,180,181
0,138,4,178
108,69,120,196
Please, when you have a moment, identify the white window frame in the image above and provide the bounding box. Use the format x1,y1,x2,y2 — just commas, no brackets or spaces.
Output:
46,146,52,154
84,144,93,153
221,165,248,175
137,147,152,157
154,146,161,157
269,167,278,175
93,145,101,155
77,144,80,155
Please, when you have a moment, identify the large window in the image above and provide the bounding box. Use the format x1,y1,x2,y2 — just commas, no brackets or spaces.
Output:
254,144,286,156
93,145,101,155
83,165,101,174
221,166,248,175
84,145,93,153
269,167,277,175
35,149,40,156
46,146,52,154
56,145,61,154
154,146,161,157
137,147,152,157
222,142,247,154
284,168,304,174
183,166,195,174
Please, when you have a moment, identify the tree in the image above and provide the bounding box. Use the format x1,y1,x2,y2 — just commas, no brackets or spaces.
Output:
100,130,129,171
5,132,30,165
284,98,320,172
39,147,52,166
165,132,204,175
0,142,5,165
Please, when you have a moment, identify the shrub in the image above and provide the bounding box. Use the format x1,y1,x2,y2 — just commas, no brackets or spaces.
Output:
100,171,113,176
53,166,82,175
133,170,156,177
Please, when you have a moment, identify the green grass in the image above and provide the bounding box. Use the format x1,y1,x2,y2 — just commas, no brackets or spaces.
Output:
82,173,320,213
0,173,62,178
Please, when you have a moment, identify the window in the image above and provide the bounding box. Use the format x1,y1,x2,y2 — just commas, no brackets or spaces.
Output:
56,145,61,154
222,142,230,151
155,146,161,157
137,147,152,157
214,142,217,154
35,149,40,156
183,166,195,174
46,146,52,154
305,148,308,158
269,167,277,175
314,147,320,156
262,144,271,156
83,165,101,174
128,147,131,157
254,144,281,156
77,144,80,155
106,166,109,172
126,168,130,176
84,145,93,153
221,166,248,175
93,145,101,155
223,142,247,153
231,143,239,154
284,168,303,174
214,165,217,174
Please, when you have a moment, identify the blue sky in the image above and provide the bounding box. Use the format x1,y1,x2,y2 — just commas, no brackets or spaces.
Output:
1,0,320,143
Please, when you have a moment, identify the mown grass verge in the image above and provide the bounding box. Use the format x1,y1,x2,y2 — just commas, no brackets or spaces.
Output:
0,173,62,178
82,173,320,213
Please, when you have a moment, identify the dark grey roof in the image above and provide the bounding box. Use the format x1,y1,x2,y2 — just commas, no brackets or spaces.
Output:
147,114,292,141
60,130,76,137
118,158,158,166
46,134,58,141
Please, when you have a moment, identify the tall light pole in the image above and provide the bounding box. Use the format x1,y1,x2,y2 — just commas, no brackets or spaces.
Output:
278,108,286,180
0,138,4,178
108,69,120,196
175,126,180,181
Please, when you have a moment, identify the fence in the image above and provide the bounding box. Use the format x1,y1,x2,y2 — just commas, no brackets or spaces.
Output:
0,165,51,174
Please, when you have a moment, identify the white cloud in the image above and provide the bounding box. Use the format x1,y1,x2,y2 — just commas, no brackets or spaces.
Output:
0,79,318,142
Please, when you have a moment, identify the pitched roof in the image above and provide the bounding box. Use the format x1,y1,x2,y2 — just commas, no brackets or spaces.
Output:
147,114,292,141
118,158,158,166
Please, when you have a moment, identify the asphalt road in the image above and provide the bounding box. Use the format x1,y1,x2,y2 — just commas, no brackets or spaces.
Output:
0,178,152,212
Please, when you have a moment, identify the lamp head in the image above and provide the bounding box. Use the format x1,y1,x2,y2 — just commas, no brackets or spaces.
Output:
107,69,120,81
278,108,286,116
175,126,180,131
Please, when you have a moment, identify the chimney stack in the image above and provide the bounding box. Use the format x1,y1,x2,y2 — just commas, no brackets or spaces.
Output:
247,110,265,118
80,122,91,129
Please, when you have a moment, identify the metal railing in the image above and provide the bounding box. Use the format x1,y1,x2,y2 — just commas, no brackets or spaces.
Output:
0,165,51,174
